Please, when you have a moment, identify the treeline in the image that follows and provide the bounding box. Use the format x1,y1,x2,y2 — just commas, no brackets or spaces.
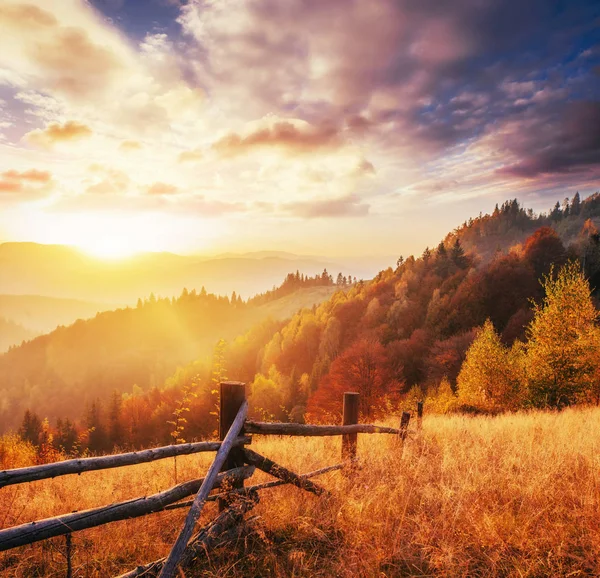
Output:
446,192,600,263
248,269,356,306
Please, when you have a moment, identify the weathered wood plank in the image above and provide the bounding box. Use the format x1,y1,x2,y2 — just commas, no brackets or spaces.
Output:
163,462,343,511
0,466,254,552
245,421,400,436
242,448,328,496
0,437,251,488
116,492,260,578
158,400,249,578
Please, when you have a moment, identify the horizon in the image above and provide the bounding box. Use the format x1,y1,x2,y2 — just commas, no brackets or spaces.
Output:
0,0,598,259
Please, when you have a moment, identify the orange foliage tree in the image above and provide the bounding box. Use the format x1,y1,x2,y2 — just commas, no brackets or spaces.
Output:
307,339,398,420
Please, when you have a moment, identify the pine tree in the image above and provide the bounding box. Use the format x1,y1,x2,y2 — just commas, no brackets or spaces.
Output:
571,192,581,216
86,400,108,453
108,391,125,449
450,239,468,268
19,409,42,447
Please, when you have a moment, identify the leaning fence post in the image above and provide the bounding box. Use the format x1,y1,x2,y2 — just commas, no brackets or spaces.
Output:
219,381,246,511
400,412,410,441
399,411,411,457
417,401,423,430
342,392,359,463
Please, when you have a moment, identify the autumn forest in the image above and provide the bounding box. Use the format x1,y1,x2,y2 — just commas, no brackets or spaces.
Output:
3,193,600,459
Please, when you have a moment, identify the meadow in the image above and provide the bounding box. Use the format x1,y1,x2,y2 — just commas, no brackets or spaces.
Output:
2,407,600,577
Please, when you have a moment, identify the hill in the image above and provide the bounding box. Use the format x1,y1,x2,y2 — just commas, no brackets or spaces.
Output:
0,294,111,334
0,316,34,353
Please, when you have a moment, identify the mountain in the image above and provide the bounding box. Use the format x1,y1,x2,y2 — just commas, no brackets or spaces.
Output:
0,243,371,303
0,294,111,334
0,317,35,353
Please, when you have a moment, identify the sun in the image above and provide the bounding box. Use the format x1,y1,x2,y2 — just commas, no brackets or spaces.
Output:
79,236,141,260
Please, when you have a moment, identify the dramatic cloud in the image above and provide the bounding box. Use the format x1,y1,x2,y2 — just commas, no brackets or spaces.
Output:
24,121,92,148
0,0,598,257
213,121,343,157
497,102,600,178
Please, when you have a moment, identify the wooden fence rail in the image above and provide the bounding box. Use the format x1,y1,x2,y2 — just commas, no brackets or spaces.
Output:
244,421,401,436
0,382,423,578
0,466,254,551
0,437,250,488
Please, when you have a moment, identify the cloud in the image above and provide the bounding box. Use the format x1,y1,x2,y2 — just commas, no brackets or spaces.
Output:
282,194,370,218
177,148,203,163
495,101,600,178
0,180,22,194
24,120,92,148
1,169,52,182
85,166,130,195
0,1,128,100
146,182,179,195
119,140,142,152
0,166,54,199
213,121,342,157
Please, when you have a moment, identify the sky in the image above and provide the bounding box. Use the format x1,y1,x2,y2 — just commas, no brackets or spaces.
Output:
0,0,599,259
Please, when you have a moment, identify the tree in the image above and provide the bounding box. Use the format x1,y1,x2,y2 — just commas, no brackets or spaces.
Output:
108,391,125,449
55,418,78,454
526,262,600,407
86,400,108,453
309,339,394,419
456,320,524,411
19,410,42,447
571,192,581,216
450,239,468,269
523,226,566,279
550,201,562,221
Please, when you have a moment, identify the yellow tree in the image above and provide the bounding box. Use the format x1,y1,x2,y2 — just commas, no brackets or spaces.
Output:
457,319,524,411
526,262,600,407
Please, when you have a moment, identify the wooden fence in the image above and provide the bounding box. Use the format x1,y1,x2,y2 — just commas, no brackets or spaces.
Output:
0,382,420,578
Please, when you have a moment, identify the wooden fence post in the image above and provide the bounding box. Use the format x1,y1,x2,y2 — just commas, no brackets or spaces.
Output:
219,381,246,512
342,392,359,462
417,401,423,430
400,412,410,441
65,533,72,578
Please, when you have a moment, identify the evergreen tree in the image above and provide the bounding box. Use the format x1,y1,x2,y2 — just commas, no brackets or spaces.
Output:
450,239,468,268
19,409,42,447
86,400,108,453
108,391,125,449
571,192,581,216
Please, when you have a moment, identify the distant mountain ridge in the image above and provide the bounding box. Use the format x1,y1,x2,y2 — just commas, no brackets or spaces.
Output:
0,243,375,303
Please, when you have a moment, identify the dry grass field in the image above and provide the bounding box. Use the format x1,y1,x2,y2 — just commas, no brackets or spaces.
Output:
2,407,600,577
